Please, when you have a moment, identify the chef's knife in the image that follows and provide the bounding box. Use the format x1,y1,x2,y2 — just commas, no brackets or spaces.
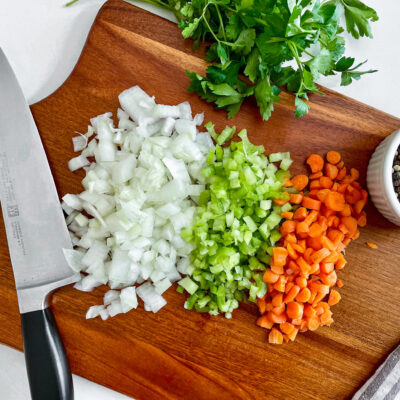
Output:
0,48,79,400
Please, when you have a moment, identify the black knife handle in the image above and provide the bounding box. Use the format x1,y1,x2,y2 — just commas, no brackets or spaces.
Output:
20,308,73,400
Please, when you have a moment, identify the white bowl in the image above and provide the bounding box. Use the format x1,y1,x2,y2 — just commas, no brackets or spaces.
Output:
367,129,400,226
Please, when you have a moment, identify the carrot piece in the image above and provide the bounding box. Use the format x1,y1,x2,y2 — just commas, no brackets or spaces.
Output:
302,197,321,211
324,191,345,211
367,242,378,249
311,248,330,264
308,190,320,200
341,216,358,236
350,168,360,180
272,293,284,307
325,163,339,180
268,310,287,324
296,287,311,303
296,221,309,236
337,160,344,169
336,279,344,288
285,281,295,294
286,302,304,320
304,210,319,226
263,268,280,283
287,242,298,260
280,220,297,237
257,298,267,314
346,189,362,204
327,229,343,245
357,211,367,227
284,285,301,303
270,261,284,275
292,243,305,254
287,327,299,341
328,289,341,306
296,257,312,274
294,207,308,221
298,239,307,251
285,233,297,243
361,190,368,202
320,176,333,189
265,303,273,312
274,197,289,206
307,154,324,173
292,175,309,191
316,189,329,202
320,262,334,274
354,199,366,214
289,193,304,205
320,311,333,325
280,322,295,335
273,276,287,292
326,151,341,165
283,179,293,188
309,171,323,179
304,303,316,318
273,247,288,267
272,303,285,315
303,248,314,264
306,316,320,331
281,211,294,220
324,251,339,263
321,236,336,251
337,183,348,194
269,328,284,344
257,314,274,329
307,236,323,251
296,277,307,288
308,223,323,238
352,229,360,240
337,167,346,180
310,180,321,190
352,181,362,190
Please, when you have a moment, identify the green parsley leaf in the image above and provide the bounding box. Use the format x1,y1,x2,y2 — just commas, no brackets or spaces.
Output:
254,77,280,121
295,97,310,118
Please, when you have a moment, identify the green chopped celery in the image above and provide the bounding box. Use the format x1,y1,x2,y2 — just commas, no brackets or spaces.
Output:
280,159,293,171
281,202,292,212
179,277,199,295
179,124,293,317
176,285,184,294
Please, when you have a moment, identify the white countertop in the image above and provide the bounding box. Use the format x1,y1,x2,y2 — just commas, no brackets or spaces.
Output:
0,1,399,399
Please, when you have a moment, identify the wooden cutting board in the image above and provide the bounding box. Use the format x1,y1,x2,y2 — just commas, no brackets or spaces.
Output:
1,1,400,399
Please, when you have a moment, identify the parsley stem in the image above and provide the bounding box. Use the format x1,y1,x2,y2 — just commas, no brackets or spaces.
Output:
214,4,227,41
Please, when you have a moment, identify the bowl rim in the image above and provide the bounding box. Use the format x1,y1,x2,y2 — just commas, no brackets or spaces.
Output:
383,129,400,218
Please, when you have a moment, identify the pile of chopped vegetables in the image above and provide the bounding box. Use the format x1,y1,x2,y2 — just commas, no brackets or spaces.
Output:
62,86,213,319
257,151,368,343
178,124,293,317
134,0,378,120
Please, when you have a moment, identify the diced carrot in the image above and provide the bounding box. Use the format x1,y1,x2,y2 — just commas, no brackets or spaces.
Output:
325,163,339,180
308,223,323,238
304,303,316,317
294,207,308,221
283,179,293,188
302,197,321,211
354,199,366,214
311,248,331,264
272,303,285,315
324,191,345,212
320,262,334,274
273,276,287,292
310,180,321,190
304,210,319,226
341,216,358,236
269,328,284,344
309,171,323,179
307,154,324,173
327,229,343,245
263,269,280,283
314,302,329,315
296,221,309,236
357,211,367,227
287,242,298,259
273,247,288,267
340,203,352,217
324,251,339,263
289,193,304,204
303,248,314,264
281,211,294,220
316,189,330,202
280,322,295,335
291,175,309,191
296,287,311,303
257,298,267,314
265,303,273,312
283,285,301,303
307,236,323,251
296,277,308,288
306,316,320,331
285,233,297,243
367,242,378,249
287,327,299,341
337,160,344,169
270,261,284,275
296,256,312,274
280,220,297,237
292,243,305,254
286,302,304,320
274,197,289,206
271,293,284,307
346,188,362,204
352,181,362,190
284,282,295,294
361,190,368,202
328,289,341,306
336,279,344,288
321,236,336,251
337,167,346,180
320,176,333,189
350,168,359,180
326,151,341,165
257,314,274,329
337,183,348,194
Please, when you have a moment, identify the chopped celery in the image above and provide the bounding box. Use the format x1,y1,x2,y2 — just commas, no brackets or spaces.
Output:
180,124,292,317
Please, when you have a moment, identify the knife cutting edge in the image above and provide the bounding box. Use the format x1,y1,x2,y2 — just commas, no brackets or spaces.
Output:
0,48,79,400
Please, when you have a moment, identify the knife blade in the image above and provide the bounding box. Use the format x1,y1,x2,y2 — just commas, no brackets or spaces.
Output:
0,48,79,400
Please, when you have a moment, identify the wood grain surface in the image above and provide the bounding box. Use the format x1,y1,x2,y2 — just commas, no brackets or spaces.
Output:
1,1,400,399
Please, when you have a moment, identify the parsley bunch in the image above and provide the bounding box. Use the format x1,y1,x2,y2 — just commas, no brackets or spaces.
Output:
140,0,378,120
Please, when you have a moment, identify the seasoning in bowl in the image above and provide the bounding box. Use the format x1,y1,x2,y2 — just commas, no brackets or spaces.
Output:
393,147,400,199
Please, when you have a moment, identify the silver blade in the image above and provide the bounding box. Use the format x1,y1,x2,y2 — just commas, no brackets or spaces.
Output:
0,48,79,313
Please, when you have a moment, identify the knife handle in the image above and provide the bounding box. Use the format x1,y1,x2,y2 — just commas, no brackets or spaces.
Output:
20,307,74,400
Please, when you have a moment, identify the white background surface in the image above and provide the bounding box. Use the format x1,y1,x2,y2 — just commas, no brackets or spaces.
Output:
0,1,399,399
